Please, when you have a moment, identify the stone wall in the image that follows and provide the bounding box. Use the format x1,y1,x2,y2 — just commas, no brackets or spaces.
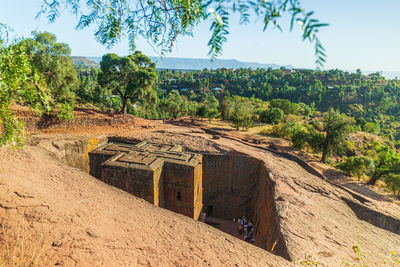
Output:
163,159,203,219
202,154,260,219
31,136,108,173
250,165,290,260
101,153,160,204
89,150,117,178
202,153,290,260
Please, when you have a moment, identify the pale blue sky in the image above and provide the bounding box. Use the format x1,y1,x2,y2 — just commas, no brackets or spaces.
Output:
1,0,400,72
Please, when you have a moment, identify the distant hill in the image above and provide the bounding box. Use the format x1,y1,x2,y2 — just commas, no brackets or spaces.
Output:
82,56,294,70
73,56,400,79
363,71,400,80
148,57,294,70
72,57,99,68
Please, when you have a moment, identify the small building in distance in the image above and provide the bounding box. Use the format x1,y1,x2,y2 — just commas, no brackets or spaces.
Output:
89,141,203,220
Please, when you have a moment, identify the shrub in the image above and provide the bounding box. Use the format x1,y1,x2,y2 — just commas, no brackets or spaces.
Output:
335,156,374,178
259,126,271,135
196,104,207,117
206,108,219,123
313,110,322,117
363,122,380,134
307,129,325,153
261,107,284,124
0,110,25,147
284,114,301,123
291,126,324,153
271,121,301,139
56,102,74,121
337,140,357,157
269,99,299,115
308,119,319,128
291,128,309,149
383,174,400,196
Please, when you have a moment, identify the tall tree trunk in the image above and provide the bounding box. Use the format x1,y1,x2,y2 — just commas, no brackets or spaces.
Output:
121,97,127,114
33,82,50,114
321,130,330,163
321,110,332,163
321,143,328,163
367,162,385,185
367,172,382,185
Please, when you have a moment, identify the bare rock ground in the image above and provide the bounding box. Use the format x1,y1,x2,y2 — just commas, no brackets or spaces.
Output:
0,146,287,267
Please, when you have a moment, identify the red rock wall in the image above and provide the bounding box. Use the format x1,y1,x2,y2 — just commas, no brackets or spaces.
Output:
101,164,156,204
163,161,203,220
202,154,260,219
202,154,290,260
250,163,291,260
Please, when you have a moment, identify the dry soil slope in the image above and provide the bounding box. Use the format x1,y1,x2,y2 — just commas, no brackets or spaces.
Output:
0,146,287,267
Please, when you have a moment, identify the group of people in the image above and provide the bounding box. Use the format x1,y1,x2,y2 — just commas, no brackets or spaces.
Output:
235,216,255,243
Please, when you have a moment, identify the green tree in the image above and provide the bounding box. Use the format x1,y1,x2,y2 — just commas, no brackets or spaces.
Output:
335,156,374,178
0,25,50,146
23,31,79,103
99,51,157,114
75,67,107,105
1,0,330,146
262,108,284,124
204,93,219,123
367,146,400,186
321,109,353,163
187,101,199,122
139,89,160,119
270,99,300,115
231,103,254,130
224,96,254,130
159,91,188,119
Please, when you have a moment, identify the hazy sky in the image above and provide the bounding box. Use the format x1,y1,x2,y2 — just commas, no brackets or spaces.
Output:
1,0,400,72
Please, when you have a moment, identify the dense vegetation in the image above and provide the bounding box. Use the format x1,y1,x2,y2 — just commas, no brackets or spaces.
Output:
156,68,400,139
